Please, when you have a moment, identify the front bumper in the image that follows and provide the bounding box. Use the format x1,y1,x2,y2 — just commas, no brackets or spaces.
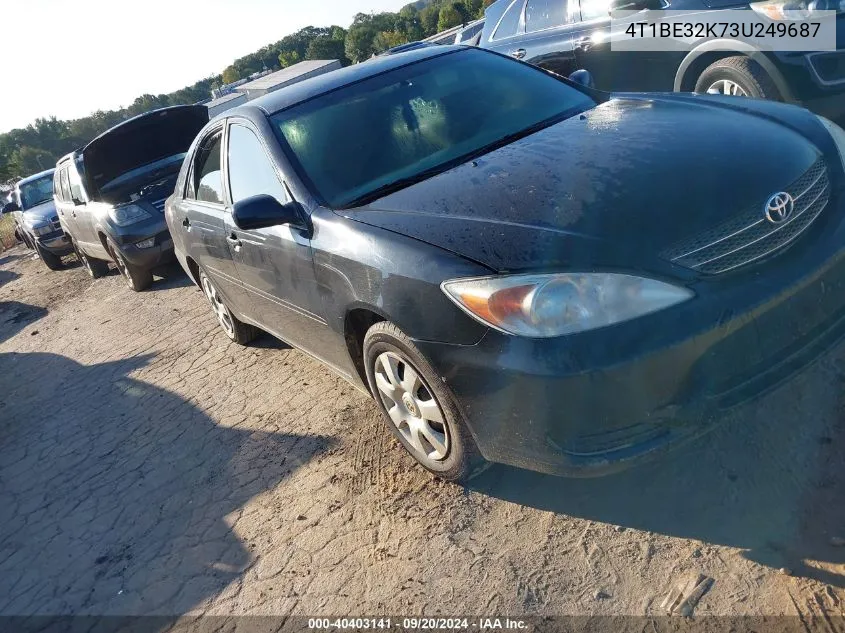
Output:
37,230,72,255
109,217,174,269
415,195,845,477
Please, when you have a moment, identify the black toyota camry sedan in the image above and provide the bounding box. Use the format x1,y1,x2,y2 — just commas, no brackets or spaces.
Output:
167,45,845,481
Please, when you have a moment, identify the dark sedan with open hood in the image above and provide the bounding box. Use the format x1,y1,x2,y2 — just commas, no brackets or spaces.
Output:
167,46,845,481
54,105,208,290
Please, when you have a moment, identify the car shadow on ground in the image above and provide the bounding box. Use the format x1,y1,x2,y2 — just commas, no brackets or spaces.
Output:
470,370,845,588
0,351,336,616
0,269,20,289
250,333,292,351
0,252,24,267
152,264,194,291
0,301,47,343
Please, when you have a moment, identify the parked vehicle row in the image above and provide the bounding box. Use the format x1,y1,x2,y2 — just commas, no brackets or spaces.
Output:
479,0,845,124
3,169,73,269
5,43,845,483
52,106,209,290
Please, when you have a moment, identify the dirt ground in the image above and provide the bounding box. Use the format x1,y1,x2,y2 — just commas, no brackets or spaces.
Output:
1,243,844,621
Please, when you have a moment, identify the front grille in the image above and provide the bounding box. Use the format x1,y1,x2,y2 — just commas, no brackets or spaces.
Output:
151,198,166,213
664,158,829,275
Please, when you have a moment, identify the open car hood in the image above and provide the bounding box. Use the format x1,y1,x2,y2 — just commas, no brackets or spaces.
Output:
82,105,208,198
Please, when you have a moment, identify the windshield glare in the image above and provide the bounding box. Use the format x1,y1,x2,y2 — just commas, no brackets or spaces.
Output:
272,50,595,208
19,175,54,210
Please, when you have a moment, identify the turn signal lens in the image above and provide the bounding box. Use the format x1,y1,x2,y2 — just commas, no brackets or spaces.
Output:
441,273,693,338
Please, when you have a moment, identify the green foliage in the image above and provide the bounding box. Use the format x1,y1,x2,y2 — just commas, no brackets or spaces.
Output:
0,0,492,180
306,37,350,65
438,4,465,31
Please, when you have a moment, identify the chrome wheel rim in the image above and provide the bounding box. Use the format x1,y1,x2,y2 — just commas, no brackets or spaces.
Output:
374,351,449,463
111,248,132,288
706,79,748,96
201,275,235,339
78,250,93,275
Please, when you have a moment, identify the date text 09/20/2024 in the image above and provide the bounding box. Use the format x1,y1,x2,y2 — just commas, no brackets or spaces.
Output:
307,618,528,630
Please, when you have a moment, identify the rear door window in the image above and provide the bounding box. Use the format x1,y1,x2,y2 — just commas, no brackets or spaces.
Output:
492,0,525,39
191,131,224,204
59,168,72,203
525,0,569,31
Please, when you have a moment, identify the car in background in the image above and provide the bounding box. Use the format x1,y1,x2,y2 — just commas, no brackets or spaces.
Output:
379,41,439,56
479,0,845,125
454,19,485,45
2,168,73,270
54,105,209,290
167,45,845,482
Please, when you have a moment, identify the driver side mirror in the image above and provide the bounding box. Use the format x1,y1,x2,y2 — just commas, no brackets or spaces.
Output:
568,69,595,89
1,201,20,214
232,194,306,231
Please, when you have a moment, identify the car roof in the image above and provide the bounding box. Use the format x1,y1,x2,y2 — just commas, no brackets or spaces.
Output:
222,46,466,121
17,168,55,186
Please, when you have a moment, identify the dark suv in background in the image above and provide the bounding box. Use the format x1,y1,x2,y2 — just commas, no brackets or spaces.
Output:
1,168,73,270
480,0,845,124
54,105,209,290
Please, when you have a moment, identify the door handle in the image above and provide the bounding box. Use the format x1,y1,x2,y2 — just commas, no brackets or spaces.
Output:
574,36,592,49
182,217,191,229
510,48,527,59
226,233,242,249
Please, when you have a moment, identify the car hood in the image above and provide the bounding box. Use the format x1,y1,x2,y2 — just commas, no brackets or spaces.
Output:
83,105,208,198
21,200,57,226
344,94,836,274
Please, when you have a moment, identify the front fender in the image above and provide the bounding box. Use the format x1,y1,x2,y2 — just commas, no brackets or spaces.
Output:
309,208,490,346
674,40,796,102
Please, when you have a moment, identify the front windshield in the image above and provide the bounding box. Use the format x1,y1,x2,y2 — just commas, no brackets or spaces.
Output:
18,174,54,210
272,49,595,208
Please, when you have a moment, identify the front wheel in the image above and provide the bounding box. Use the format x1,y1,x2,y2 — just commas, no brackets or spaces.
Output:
107,238,152,292
694,56,782,100
363,321,486,482
199,269,258,345
34,242,63,271
72,238,109,279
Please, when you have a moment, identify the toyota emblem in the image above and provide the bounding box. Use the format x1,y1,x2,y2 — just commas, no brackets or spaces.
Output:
764,192,794,224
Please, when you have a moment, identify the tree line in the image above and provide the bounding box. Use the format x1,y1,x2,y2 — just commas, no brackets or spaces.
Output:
0,0,494,183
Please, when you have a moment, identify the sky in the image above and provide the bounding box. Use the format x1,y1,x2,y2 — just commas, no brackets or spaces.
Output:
1,0,409,133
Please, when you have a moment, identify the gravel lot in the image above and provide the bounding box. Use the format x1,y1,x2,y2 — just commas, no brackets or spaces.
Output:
0,244,843,621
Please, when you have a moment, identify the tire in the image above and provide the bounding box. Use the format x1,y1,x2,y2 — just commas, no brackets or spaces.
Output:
107,238,152,292
34,242,63,271
199,269,258,345
71,238,109,279
363,321,486,482
694,56,782,101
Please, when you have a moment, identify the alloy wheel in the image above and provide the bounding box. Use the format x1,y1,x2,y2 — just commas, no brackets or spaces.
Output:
111,249,132,288
373,351,449,464
201,275,236,339
706,80,748,97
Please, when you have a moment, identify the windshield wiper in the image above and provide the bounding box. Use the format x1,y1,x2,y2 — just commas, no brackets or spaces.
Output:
342,167,446,209
339,103,592,210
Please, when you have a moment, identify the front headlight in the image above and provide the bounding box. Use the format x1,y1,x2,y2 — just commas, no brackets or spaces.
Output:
31,224,53,237
750,0,843,19
441,273,694,338
816,115,845,172
108,204,151,227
